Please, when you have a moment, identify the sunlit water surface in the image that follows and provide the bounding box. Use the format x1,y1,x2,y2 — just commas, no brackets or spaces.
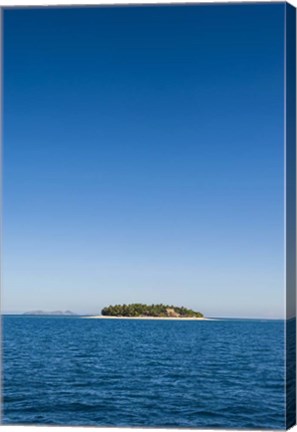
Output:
3,316,287,428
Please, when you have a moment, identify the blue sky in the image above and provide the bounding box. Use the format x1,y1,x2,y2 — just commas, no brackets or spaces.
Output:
3,4,285,317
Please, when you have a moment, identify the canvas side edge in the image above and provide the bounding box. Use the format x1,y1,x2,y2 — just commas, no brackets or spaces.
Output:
285,2,297,429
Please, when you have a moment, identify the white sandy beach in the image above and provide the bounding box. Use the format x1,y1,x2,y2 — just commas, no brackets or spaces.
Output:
82,315,211,320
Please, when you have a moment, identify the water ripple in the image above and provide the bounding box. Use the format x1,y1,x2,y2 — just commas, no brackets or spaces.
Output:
3,316,286,428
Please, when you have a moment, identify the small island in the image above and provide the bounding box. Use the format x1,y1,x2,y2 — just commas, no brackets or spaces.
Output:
101,303,204,318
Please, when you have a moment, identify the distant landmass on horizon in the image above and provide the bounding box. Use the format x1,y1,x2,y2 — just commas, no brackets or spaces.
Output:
23,310,77,316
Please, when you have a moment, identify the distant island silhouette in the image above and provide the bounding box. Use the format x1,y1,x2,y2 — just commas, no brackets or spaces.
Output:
23,310,77,316
101,304,203,318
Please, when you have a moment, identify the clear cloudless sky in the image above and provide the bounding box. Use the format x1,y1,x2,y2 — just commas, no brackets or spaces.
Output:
3,3,285,317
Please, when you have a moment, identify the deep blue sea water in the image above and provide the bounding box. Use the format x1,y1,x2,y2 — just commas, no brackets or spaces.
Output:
2,316,287,429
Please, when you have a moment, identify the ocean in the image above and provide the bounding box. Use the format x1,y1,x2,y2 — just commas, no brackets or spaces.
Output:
2,316,288,429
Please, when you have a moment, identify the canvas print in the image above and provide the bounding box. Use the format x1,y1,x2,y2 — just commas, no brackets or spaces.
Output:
2,2,296,430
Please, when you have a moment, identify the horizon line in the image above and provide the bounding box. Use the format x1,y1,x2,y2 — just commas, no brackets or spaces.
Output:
1,311,290,320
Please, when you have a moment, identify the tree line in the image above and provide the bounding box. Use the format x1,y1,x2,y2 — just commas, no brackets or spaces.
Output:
101,303,203,317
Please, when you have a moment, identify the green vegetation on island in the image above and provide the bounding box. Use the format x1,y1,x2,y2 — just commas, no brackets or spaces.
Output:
101,303,203,318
